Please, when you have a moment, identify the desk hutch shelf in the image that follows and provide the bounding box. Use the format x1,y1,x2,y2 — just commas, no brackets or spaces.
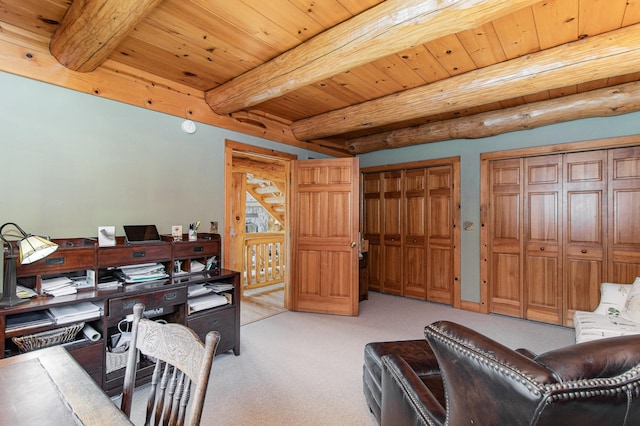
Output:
1,233,239,395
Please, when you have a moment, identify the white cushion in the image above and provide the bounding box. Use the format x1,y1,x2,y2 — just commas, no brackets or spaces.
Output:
574,310,640,343
593,282,631,315
621,277,640,323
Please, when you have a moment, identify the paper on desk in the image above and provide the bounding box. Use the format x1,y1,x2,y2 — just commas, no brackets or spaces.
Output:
208,282,234,292
188,284,212,298
17,284,38,299
191,261,206,272
49,302,102,324
45,286,78,297
116,262,169,283
188,293,228,313
42,277,73,290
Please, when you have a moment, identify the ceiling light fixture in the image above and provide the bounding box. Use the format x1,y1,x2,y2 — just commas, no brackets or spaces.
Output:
181,120,197,134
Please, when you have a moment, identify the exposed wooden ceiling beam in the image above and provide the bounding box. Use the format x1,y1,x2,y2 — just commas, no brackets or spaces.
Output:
50,0,163,72
348,81,640,153
204,0,536,115
0,21,349,157
292,23,640,141
233,157,286,183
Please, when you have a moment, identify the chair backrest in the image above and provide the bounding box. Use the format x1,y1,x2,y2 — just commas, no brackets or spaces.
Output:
120,303,220,426
425,321,640,425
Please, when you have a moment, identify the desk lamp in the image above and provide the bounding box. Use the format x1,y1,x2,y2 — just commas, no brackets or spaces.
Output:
0,222,59,308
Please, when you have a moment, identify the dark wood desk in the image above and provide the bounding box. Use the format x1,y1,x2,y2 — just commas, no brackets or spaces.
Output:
0,345,132,425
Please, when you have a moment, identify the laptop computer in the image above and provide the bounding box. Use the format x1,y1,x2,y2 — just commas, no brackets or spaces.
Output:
123,225,161,244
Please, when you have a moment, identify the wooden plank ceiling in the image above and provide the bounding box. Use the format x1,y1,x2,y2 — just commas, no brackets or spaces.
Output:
1,0,640,157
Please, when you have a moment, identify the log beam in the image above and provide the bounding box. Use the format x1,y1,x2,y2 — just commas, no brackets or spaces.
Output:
50,0,163,72
0,21,349,157
232,157,286,184
348,81,640,153
204,0,536,115
292,23,640,141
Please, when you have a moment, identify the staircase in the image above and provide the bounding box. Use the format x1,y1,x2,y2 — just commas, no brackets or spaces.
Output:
246,174,285,225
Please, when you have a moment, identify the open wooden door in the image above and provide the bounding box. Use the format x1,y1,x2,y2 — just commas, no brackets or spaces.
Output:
289,157,360,316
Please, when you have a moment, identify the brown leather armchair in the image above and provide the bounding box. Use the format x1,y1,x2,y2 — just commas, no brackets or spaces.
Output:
381,321,640,425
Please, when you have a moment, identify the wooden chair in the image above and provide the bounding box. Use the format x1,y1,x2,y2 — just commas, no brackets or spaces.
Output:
120,303,220,426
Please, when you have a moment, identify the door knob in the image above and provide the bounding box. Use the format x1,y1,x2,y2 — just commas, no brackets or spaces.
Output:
350,241,357,248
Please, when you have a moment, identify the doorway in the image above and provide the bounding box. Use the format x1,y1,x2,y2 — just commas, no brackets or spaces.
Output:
224,141,296,325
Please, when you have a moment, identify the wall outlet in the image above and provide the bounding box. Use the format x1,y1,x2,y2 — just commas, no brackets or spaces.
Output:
210,221,218,233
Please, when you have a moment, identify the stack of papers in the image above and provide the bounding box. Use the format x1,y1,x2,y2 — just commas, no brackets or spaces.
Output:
188,293,228,314
188,284,212,298
6,310,55,332
41,277,77,297
116,263,169,283
16,284,38,299
97,279,123,290
208,282,234,292
190,260,206,273
48,302,102,325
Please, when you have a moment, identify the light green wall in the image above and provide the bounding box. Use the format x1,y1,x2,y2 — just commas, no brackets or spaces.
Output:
0,71,327,240
3,70,640,304
359,112,640,302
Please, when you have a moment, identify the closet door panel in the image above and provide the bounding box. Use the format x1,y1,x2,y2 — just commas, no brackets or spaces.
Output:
367,242,381,292
363,174,381,235
404,244,426,299
363,173,382,291
563,151,606,326
429,246,453,304
382,172,403,294
525,254,561,323
383,244,403,295
565,258,602,321
383,172,402,235
490,159,524,317
492,253,522,316
427,166,453,304
524,155,562,324
404,169,427,299
609,147,640,283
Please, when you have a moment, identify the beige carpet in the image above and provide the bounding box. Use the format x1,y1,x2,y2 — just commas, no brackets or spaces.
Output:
123,291,575,425
240,284,286,326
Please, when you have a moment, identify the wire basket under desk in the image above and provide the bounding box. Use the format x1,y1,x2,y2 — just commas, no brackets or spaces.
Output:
12,322,85,353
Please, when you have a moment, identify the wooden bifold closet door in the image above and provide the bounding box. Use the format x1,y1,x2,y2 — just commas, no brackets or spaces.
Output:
362,164,455,304
488,145,640,326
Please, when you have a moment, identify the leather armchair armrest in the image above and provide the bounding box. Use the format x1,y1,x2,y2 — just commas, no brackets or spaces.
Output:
534,334,640,381
515,348,537,359
381,354,445,426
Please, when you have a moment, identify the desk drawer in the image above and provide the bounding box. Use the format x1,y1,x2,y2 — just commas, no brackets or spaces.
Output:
188,306,235,352
149,287,187,310
98,244,172,268
107,287,186,320
173,240,218,259
107,293,152,320
17,247,95,276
